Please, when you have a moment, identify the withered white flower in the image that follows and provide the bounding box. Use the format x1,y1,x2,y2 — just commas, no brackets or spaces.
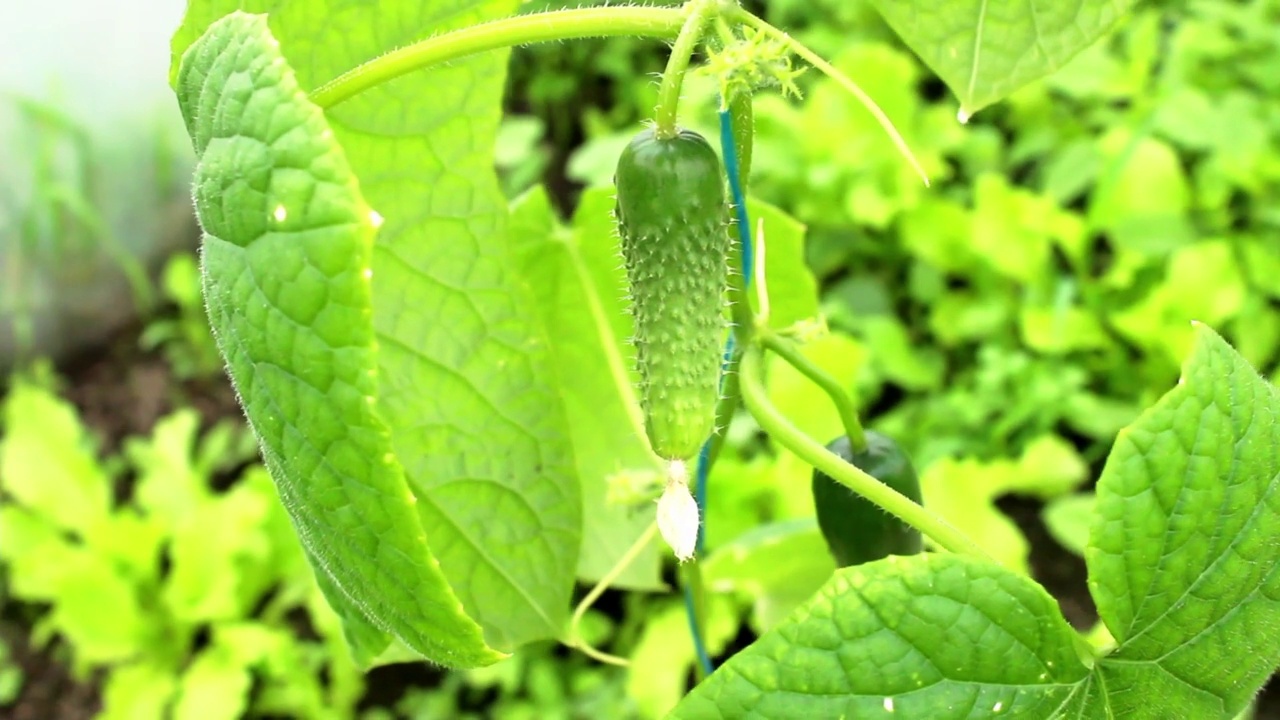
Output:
656,460,700,562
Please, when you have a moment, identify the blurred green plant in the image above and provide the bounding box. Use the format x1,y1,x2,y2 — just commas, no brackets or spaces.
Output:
138,252,223,381
0,366,363,719
0,634,22,707
690,0,1280,583
1,94,156,356
363,634,639,720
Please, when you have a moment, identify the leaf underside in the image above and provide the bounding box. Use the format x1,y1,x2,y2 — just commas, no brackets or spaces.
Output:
172,0,582,665
870,0,1139,115
174,10,496,667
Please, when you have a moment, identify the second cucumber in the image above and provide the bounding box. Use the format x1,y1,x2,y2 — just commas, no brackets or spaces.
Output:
812,431,924,567
615,127,730,462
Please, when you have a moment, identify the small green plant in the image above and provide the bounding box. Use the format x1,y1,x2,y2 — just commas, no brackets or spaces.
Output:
139,251,224,380
0,367,364,719
167,1,1280,717
0,94,156,345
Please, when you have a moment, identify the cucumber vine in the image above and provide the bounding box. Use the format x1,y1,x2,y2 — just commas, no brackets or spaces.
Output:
174,0,1280,715
306,0,945,670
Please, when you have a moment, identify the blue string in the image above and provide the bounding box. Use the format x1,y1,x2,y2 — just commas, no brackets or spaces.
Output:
683,104,756,680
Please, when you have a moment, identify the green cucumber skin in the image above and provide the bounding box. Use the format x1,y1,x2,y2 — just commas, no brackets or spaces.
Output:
615,127,730,461
812,431,924,567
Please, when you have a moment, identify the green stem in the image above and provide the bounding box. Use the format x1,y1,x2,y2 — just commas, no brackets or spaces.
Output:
565,523,659,667
739,349,991,560
653,0,717,138
726,84,754,193
723,91,755,345
725,251,755,345
679,560,711,681
310,7,686,109
758,328,867,453
704,342,744,470
713,14,738,50
725,6,930,187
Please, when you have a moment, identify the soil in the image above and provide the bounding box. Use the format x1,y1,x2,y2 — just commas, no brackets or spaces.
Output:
56,320,244,455
1000,496,1099,631
0,621,100,720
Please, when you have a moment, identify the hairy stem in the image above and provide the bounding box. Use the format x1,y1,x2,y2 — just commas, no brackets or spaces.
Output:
758,328,867,453
653,0,718,138
703,341,744,473
700,91,755,487
726,87,754,184
311,7,686,109
739,349,991,560
725,6,930,187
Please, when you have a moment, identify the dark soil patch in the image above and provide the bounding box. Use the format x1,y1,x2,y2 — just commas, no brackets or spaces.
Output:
0,621,100,720
999,496,1098,631
56,321,242,455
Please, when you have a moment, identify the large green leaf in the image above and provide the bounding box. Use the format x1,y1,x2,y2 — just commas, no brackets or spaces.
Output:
510,186,663,590
0,376,111,535
330,1,580,652
172,8,548,667
869,0,1138,116
1085,324,1280,717
672,553,1090,719
175,0,583,656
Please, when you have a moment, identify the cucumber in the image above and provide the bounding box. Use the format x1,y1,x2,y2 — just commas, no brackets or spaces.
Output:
614,127,730,461
812,431,924,567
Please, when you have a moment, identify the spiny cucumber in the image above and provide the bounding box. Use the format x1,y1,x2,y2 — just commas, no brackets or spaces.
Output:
614,127,730,462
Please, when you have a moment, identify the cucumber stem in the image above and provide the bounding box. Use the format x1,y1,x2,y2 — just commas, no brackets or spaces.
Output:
653,0,718,138
701,341,744,476
725,6,931,188
739,349,992,560
310,7,686,109
758,328,868,454
726,86,754,184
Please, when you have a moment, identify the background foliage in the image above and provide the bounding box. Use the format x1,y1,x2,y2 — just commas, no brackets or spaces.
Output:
4,0,1280,717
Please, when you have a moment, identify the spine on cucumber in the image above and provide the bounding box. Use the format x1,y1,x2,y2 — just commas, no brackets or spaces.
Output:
615,127,730,461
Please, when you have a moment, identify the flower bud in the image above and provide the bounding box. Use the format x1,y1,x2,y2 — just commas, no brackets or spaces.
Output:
657,460,699,562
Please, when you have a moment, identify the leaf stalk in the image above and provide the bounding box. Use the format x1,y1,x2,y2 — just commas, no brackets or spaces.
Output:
310,7,686,108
